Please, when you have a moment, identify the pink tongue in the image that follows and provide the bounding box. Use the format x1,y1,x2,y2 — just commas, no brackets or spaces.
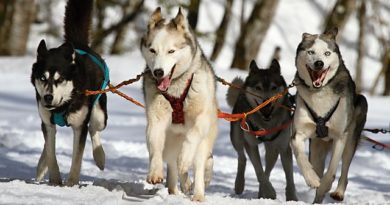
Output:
312,70,326,87
157,76,171,91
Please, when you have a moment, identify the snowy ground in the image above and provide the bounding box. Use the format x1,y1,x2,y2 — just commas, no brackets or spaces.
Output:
1,0,390,204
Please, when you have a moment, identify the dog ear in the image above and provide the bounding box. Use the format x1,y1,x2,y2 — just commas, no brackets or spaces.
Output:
270,59,281,74
302,33,314,40
37,39,47,60
148,7,162,30
172,7,188,31
323,27,338,40
249,60,259,72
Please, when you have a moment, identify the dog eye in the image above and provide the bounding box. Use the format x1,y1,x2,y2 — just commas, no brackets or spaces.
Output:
307,50,315,55
40,76,47,81
168,50,175,54
324,51,331,56
149,48,156,54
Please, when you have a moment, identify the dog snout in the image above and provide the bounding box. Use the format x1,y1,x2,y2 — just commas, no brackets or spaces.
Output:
43,94,53,104
314,60,324,70
153,69,164,79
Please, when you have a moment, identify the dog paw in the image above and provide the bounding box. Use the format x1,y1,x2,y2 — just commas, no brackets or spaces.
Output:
192,194,205,202
168,187,179,195
259,181,276,199
146,174,164,184
304,170,320,188
49,176,62,186
65,179,78,187
330,191,344,201
234,178,245,195
180,177,192,195
93,146,105,170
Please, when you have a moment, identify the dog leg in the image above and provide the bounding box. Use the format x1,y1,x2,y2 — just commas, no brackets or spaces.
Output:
67,125,88,186
43,123,62,185
167,162,179,195
231,122,246,195
309,138,331,178
314,137,347,203
89,104,106,170
191,139,210,202
204,154,213,189
36,122,48,182
280,145,298,201
244,142,275,199
291,133,320,188
330,136,357,201
264,143,278,179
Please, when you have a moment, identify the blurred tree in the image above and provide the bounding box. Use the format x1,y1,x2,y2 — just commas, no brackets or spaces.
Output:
187,0,201,30
355,1,366,93
0,0,36,55
92,0,144,53
383,46,390,95
230,0,280,70
210,0,233,61
323,0,356,34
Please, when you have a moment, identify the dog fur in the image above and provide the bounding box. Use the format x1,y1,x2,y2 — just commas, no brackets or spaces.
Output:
291,28,368,203
140,8,218,201
31,0,107,186
227,59,297,201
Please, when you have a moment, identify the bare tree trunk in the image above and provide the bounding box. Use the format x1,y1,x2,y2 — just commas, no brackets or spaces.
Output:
230,0,280,70
187,0,201,30
323,0,356,33
268,46,281,66
210,0,233,61
0,0,36,56
355,1,366,93
383,46,390,95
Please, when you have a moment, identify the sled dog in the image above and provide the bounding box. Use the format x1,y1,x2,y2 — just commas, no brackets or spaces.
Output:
291,28,367,203
141,8,218,201
31,0,107,186
227,59,297,201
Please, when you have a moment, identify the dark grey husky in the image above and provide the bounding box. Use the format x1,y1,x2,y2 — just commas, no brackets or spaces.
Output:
226,59,297,201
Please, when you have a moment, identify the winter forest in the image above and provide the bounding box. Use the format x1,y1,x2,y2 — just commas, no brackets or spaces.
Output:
0,0,389,204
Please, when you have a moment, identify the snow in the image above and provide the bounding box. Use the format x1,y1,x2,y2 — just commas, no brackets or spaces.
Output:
1,0,390,204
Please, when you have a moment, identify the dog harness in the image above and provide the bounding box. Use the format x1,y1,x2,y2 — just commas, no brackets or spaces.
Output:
242,119,292,142
161,74,194,125
303,98,340,138
52,49,110,127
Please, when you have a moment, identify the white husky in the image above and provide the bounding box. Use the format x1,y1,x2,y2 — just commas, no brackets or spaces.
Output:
141,7,218,201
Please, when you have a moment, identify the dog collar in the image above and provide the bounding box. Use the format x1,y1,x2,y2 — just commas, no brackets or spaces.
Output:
303,98,340,138
161,74,194,125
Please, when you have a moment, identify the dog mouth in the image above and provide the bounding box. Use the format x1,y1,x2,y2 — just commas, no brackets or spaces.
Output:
156,64,176,92
306,65,329,88
256,99,274,121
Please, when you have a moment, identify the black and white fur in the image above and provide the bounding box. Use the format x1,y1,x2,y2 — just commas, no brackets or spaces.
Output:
31,0,107,186
291,28,367,203
226,60,297,201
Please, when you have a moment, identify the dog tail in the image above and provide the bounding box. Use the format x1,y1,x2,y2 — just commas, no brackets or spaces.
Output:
226,77,244,107
64,0,93,47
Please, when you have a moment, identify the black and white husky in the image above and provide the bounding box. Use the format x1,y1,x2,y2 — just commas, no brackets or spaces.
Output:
226,59,297,201
291,28,367,203
31,0,108,186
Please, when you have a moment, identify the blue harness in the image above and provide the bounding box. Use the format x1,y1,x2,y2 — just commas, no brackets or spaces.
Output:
52,49,110,127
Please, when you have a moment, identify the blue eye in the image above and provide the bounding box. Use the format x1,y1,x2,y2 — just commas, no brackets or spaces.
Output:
324,51,331,56
40,76,47,81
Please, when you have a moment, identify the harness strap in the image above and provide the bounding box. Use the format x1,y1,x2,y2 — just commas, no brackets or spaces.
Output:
240,119,292,141
162,74,194,124
52,49,110,127
304,98,340,138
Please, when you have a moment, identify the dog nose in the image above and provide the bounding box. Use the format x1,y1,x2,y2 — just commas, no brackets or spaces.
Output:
314,61,324,69
44,94,53,104
153,69,164,78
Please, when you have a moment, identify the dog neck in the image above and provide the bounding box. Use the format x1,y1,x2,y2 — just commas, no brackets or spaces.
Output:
303,98,340,138
161,73,194,125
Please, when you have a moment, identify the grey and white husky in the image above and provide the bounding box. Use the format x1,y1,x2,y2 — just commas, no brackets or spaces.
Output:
291,28,368,203
141,8,218,201
31,0,107,186
226,59,297,201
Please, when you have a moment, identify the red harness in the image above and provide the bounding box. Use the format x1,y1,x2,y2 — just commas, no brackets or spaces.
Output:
161,74,194,124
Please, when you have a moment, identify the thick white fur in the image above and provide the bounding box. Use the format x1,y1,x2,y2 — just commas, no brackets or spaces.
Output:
142,8,218,202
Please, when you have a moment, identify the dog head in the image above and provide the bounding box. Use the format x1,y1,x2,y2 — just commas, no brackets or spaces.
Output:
31,40,77,110
141,7,197,92
295,28,341,88
244,59,287,121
